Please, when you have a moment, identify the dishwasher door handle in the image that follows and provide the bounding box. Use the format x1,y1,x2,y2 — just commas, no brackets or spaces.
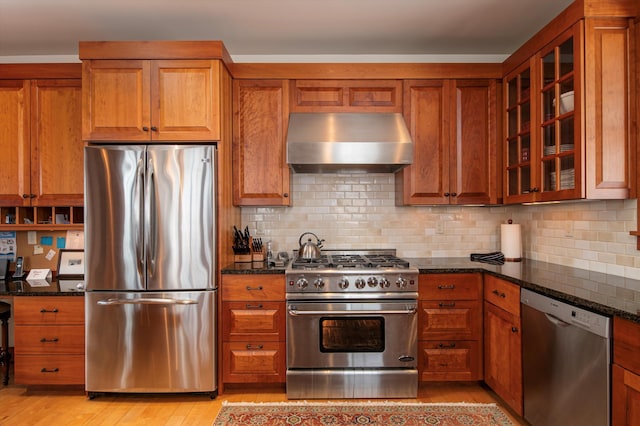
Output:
544,312,570,327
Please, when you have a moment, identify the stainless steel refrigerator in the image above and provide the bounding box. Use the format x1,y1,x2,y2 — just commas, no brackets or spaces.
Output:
84,144,216,397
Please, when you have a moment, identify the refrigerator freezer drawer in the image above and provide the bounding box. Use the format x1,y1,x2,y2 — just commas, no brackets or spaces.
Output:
85,291,216,394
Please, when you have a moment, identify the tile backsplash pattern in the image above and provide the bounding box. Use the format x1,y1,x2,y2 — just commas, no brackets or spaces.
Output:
241,173,640,281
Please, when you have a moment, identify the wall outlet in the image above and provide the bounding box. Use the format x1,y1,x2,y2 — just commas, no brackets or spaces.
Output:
564,221,574,238
436,222,444,234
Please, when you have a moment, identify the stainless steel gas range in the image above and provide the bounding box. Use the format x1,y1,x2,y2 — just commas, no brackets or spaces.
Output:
285,249,419,399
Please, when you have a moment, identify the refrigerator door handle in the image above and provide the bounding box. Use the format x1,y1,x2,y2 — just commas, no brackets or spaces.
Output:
134,156,145,279
97,298,198,306
146,154,157,280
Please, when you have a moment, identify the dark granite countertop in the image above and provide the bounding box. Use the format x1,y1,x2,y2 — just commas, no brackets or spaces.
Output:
0,278,85,296
409,257,640,324
222,257,640,323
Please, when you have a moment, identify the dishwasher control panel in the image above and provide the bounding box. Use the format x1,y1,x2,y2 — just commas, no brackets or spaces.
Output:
521,288,611,338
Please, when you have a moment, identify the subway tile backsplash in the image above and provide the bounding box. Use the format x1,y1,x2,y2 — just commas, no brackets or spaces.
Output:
240,173,640,281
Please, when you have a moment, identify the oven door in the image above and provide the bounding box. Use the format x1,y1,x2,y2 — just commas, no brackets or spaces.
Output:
286,300,417,369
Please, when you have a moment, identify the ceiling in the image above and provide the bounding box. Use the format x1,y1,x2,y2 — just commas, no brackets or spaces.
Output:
0,0,574,63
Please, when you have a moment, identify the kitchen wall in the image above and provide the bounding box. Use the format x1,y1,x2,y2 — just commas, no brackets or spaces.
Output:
241,173,640,282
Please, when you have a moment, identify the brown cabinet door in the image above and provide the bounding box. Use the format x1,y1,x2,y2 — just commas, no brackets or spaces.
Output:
396,80,449,205
222,341,286,383
0,80,31,206
612,364,640,426
450,80,500,205
30,79,83,206
222,301,285,342
152,60,220,141
419,340,482,381
291,80,402,112
233,79,290,206
484,301,523,416
419,300,481,341
82,60,151,141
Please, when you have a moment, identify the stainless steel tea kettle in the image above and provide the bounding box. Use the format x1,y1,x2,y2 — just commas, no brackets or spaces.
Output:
298,232,324,260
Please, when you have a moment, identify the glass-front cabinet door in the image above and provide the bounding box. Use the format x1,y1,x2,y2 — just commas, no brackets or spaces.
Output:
537,28,581,201
504,61,535,203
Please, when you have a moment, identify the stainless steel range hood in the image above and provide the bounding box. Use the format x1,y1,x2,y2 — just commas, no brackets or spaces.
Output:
286,112,413,173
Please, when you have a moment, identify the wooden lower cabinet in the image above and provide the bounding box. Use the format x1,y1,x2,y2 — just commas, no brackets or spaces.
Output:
483,275,522,416
221,274,286,384
13,296,85,385
418,273,483,381
613,317,640,425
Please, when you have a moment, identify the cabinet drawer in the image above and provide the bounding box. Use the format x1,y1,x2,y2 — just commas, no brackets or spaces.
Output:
14,354,84,385
614,317,640,375
222,301,284,341
13,296,84,324
483,275,520,315
222,275,284,301
419,273,482,300
419,300,481,340
222,341,285,383
14,325,84,354
419,340,482,381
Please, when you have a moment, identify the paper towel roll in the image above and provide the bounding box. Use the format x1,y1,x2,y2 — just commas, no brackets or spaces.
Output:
501,223,522,261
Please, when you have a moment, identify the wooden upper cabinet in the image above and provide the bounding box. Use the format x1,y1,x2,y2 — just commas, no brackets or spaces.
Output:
291,80,402,112
233,79,290,206
396,79,500,205
0,80,30,206
31,79,83,206
0,76,83,207
82,59,221,141
503,16,632,203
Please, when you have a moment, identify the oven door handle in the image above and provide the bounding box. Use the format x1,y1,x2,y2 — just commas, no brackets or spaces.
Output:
288,307,417,316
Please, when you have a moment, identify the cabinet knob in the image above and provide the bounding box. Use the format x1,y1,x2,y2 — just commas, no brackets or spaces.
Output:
450,192,457,197
283,193,289,198
150,126,158,131
511,327,519,333
22,194,29,199
142,126,150,132
30,194,36,198
444,192,450,197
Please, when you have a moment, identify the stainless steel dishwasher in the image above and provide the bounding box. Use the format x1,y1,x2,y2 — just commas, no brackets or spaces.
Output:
521,288,611,426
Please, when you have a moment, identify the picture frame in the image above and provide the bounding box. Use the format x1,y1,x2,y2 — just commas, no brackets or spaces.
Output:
57,249,85,278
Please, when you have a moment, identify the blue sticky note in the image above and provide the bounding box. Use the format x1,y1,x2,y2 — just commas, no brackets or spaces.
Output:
56,237,66,249
40,236,53,246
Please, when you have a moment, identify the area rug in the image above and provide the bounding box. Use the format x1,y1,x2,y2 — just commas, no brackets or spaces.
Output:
213,401,516,425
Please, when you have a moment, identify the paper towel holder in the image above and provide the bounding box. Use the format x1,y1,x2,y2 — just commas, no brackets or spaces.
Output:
501,219,522,262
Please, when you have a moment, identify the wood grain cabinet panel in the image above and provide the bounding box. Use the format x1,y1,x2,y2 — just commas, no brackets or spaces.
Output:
418,273,482,381
83,59,221,141
221,274,286,384
483,277,522,416
396,79,500,205
291,80,402,112
232,79,290,206
13,296,84,385
0,77,82,207
613,317,640,425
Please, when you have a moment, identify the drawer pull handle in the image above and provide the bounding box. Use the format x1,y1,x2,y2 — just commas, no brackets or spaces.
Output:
511,327,519,333
245,304,263,309
246,286,263,291
246,344,263,350
438,343,456,349
492,289,506,298
39,337,59,343
40,368,59,373
438,302,456,308
438,285,456,290
40,308,59,313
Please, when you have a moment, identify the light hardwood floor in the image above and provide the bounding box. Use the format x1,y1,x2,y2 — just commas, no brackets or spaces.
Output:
0,373,526,425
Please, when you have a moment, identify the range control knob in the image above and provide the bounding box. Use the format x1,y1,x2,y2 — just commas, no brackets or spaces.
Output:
296,277,309,289
379,277,390,288
367,277,378,288
355,278,366,289
338,278,350,290
395,276,407,289
313,277,325,289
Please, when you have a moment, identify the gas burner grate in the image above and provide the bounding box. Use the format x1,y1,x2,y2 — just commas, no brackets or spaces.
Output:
290,253,411,270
